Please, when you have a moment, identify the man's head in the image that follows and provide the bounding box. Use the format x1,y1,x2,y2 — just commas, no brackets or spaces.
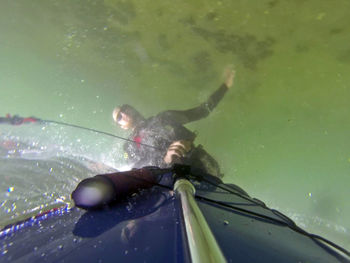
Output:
112,104,145,130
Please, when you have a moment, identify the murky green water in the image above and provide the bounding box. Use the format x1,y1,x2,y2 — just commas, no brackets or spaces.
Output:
1,0,349,250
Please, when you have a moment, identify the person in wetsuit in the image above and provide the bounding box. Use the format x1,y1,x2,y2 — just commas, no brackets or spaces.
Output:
112,68,235,178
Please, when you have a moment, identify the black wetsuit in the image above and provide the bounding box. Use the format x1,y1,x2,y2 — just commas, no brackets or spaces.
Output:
123,84,229,178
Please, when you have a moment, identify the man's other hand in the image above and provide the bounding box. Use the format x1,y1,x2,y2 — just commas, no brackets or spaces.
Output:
164,140,192,164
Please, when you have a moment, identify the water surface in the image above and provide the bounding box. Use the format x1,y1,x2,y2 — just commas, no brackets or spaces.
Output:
0,0,349,249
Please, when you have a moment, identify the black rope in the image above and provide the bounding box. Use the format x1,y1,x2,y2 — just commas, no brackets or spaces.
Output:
190,175,350,258
125,167,350,258
124,169,350,258
42,119,161,150
195,194,350,258
193,174,270,208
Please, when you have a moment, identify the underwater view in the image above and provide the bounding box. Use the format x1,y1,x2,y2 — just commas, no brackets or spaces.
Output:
1,0,349,253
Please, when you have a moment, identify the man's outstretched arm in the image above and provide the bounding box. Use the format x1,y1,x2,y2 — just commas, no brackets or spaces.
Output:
158,68,235,125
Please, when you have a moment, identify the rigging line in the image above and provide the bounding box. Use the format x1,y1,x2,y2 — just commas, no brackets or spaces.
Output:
196,195,289,225
120,172,298,229
194,174,270,208
196,195,350,258
143,170,350,258
195,175,350,257
170,171,350,257
41,119,161,150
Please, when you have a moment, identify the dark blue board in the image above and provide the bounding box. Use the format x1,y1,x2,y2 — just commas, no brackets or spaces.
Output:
1,175,349,263
1,186,189,263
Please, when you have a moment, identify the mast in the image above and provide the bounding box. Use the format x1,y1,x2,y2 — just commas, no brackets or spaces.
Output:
174,178,226,263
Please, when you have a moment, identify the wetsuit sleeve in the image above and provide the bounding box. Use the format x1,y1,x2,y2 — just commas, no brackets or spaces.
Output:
158,83,229,125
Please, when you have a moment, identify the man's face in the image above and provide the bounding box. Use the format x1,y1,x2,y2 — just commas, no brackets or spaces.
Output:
113,110,133,130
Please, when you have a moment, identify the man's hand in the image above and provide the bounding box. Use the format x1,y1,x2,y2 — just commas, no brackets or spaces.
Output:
224,66,236,88
164,140,192,164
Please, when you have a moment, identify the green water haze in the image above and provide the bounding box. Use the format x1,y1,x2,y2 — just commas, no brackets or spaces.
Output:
1,0,349,250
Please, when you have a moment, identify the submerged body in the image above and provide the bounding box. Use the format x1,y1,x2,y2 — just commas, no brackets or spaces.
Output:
113,67,235,178
122,84,229,177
